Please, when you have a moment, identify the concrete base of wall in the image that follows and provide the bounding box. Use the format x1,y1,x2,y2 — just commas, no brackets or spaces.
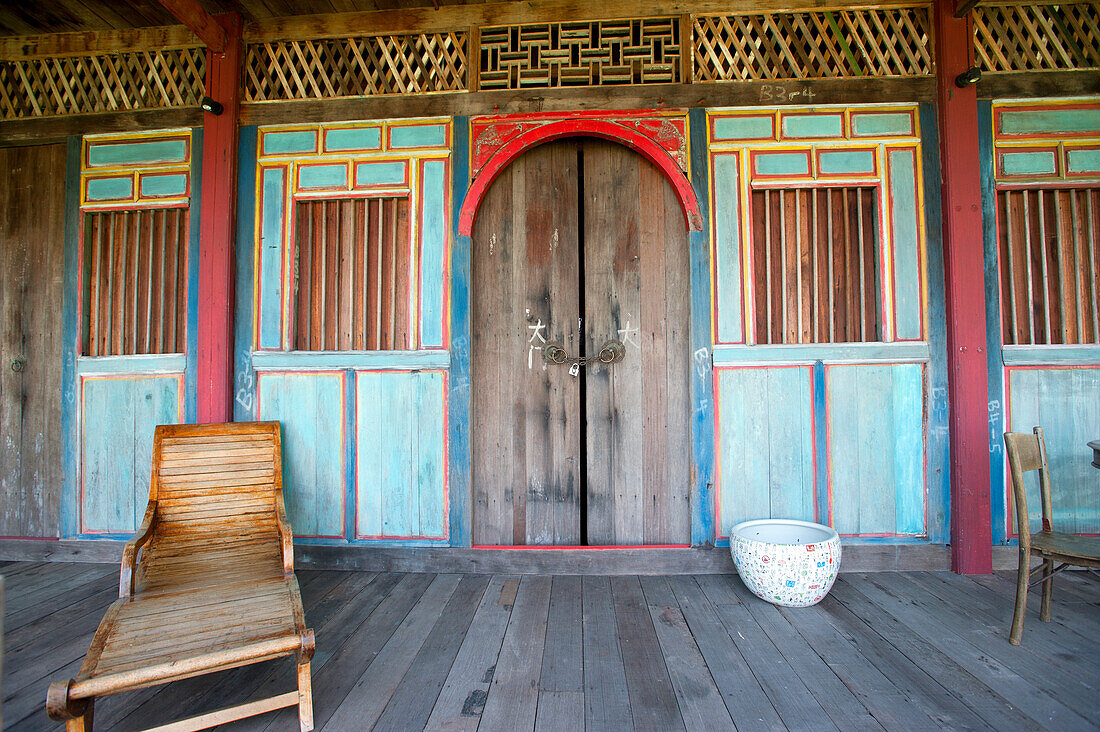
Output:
0,539,1022,573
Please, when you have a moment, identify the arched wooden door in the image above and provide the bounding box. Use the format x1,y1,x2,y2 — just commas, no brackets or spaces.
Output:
471,139,691,546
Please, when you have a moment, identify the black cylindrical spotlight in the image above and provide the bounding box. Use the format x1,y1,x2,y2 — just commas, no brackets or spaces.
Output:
201,96,224,115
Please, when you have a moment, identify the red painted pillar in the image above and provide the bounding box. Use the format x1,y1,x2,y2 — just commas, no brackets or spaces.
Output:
196,13,242,423
933,0,993,574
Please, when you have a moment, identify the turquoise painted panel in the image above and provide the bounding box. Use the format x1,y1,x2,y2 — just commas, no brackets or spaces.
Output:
355,371,447,538
717,367,815,536
754,152,810,177
712,342,930,364
86,176,133,201
888,148,923,340
356,161,407,187
88,138,187,167
1006,367,1100,535
139,173,188,197
892,365,925,535
259,167,285,349
851,113,914,137
827,364,925,536
253,349,451,370
417,371,447,537
82,376,180,532
263,130,317,155
298,163,348,189
257,372,345,537
420,160,447,347
819,150,875,175
781,114,843,138
713,115,774,140
713,153,743,343
1001,151,1057,176
325,126,382,152
1000,108,1100,136
1067,148,1100,174
389,124,447,148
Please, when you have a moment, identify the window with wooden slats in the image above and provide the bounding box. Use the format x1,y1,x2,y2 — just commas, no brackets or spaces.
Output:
997,187,1100,345
292,197,411,351
82,208,189,356
751,187,881,344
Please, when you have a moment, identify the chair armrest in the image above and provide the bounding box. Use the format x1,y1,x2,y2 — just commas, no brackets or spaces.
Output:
119,502,158,598
274,500,295,575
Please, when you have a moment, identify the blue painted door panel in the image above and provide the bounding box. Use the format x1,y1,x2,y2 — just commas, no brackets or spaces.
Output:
256,371,346,537
716,366,816,537
826,364,926,536
355,370,447,539
1006,367,1100,535
81,375,181,533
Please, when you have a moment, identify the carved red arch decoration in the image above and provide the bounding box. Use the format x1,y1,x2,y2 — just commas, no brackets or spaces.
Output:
458,118,703,236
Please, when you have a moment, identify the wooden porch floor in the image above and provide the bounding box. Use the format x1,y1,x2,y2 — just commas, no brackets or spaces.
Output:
3,562,1099,731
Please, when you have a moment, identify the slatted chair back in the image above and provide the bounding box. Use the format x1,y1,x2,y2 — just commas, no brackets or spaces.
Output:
1004,426,1054,551
135,422,294,594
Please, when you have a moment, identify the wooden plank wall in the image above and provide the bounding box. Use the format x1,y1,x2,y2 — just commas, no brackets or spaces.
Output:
0,143,66,538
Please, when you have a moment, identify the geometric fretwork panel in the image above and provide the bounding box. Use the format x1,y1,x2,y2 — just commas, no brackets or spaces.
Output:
694,8,932,80
974,2,1100,72
479,18,681,89
0,48,205,119
244,33,468,101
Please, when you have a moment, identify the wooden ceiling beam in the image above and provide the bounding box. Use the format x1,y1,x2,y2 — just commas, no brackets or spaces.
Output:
954,0,981,18
0,25,201,59
155,0,227,52
245,0,928,41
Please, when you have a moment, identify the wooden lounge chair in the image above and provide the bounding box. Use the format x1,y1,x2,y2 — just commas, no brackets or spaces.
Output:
1004,427,1100,645
47,422,315,731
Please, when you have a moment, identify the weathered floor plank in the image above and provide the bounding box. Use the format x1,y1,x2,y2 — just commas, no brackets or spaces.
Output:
4,563,1099,732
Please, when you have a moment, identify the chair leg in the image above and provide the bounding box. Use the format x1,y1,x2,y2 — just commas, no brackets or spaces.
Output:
1009,550,1029,645
297,661,314,732
1040,557,1054,622
65,699,94,732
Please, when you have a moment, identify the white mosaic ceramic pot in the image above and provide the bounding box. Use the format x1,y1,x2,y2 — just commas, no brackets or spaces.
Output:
730,519,841,608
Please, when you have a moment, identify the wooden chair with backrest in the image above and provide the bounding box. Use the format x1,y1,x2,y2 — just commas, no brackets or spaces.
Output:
1003,426,1100,645
46,421,315,731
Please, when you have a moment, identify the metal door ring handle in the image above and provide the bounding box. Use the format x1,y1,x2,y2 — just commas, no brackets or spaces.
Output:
598,340,626,364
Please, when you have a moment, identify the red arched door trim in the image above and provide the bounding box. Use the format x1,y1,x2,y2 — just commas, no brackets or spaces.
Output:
457,119,703,236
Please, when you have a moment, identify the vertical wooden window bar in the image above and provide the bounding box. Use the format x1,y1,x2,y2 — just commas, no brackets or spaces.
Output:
997,188,1100,345
83,208,189,356
293,197,411,351
751,186,880,344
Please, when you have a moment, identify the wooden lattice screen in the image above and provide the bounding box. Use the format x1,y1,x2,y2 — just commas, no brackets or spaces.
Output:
974,3,1100,72
693,8,933,81
83,208,189,356
293,197,411,351
997,187,1100,345
752,187,880,344
0,48,205,119
244,33,467,101
478,18,682,89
